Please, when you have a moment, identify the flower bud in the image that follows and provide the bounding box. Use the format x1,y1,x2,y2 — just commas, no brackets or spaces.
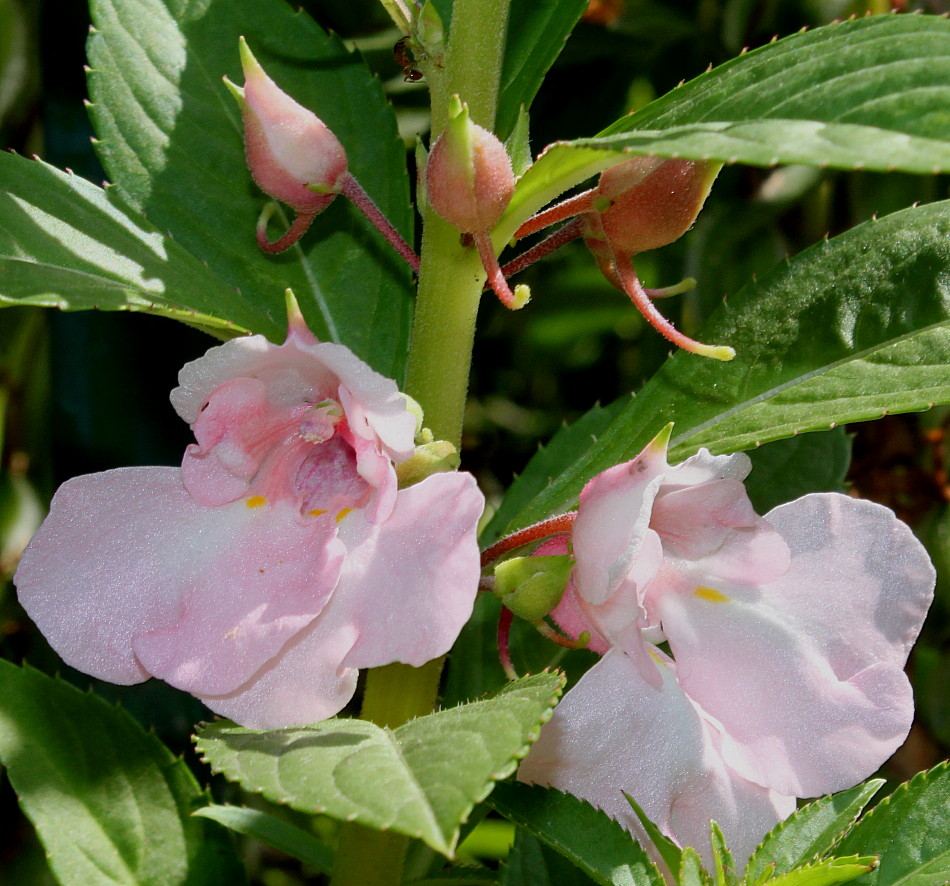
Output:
426,98,514,233
582,158,734,361
494,554,574,622
227,38,347,216
584,158,720,257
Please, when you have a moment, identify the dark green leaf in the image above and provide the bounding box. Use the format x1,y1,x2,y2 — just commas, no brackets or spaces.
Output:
494,199,950,532
481,397,626,544
0,660,245,886
489,782,666,886
833,762,950,886
496,0,588,140
502,828,600,886
500,16,950,238
744,781,884,883
196,673,563,857
624,794,682,878
743,428,852,516
0,153,258,335
192,805,333,874
86,0,413,376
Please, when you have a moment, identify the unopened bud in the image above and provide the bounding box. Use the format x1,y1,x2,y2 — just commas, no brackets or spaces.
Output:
227,38,347,217
584,158,720,256
395,440,461,488
494,555,573,622
582,158,734,361
427,98,515,233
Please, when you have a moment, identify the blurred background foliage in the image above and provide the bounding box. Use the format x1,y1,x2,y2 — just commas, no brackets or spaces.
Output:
1,0,949,882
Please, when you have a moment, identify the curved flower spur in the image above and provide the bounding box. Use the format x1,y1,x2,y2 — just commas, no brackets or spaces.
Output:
15,295,484,729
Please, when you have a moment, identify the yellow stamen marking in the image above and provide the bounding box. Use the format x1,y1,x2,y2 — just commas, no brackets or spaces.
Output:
309,509,328,517
245,495,267,509
335,508,354,523
648,648,664,664
694,586,730,603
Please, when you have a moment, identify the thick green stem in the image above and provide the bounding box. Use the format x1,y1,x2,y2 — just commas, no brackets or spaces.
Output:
330,2,511,884
433,0,508,132
405,214,486,446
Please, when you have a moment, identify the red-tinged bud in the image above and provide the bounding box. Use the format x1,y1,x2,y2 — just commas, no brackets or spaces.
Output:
426,98,515,233
585,157,719,256
426,99,528,310
582,158,734,361
225,38,347,251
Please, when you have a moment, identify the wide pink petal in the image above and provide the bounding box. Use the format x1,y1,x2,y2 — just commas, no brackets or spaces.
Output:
130,495,345,696
13,467,222,684
199,471,481,727
330,471,484,669
658,493,935,797
518,648,792,869
572,439,669,606
195,612,360,729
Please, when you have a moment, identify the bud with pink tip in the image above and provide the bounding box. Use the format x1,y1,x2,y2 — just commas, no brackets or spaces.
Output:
426,98,528,309
225,38,348,253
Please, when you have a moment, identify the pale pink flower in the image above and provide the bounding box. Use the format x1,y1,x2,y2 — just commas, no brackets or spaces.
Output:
518,430,934,868
15,307,483,729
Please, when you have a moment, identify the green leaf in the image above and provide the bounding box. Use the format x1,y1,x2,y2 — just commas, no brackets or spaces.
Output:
763,857,879,886
496,0,588,141
0,153,261,335
502,828,600,886
489,782,666,886
86,0,413,377
624,794,682,877
493,199,950,533
744,781,884,883
481,397,626,545
192,805,333,874
196,672,563,858
0,660,245,886
742,428,852,516
680,847,713,886
499,16,950,238
833,762,950,886
711,822,739,886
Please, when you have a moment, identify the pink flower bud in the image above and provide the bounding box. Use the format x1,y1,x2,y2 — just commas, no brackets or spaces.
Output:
426,100,515,233
228,38,347,217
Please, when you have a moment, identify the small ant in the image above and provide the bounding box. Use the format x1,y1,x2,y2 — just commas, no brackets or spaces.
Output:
394,37,424,82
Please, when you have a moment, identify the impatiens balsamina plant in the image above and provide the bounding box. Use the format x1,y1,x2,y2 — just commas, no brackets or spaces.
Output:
1,1,949,885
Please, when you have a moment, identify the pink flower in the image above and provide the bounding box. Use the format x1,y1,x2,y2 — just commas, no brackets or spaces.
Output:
14,304,484,730
518,429,934,868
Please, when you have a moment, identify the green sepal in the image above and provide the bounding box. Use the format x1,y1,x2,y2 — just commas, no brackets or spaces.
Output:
494,555,573,622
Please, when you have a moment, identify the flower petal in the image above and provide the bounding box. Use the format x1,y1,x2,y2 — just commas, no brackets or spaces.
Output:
658,493,935,797
332,471,484,669
195,612,360,729
130,494,345,696
518,648,792,869
171,334,416,462
572,438,669,606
